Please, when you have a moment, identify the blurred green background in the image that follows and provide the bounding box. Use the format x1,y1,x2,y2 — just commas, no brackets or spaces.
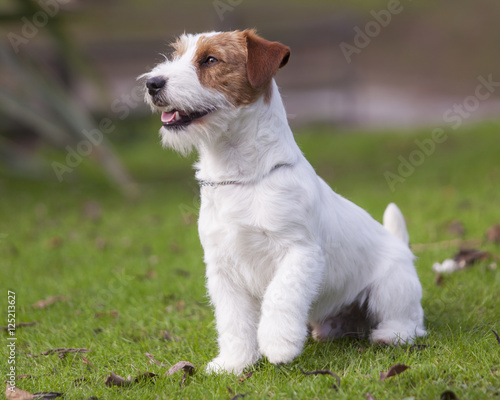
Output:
1,0,500,190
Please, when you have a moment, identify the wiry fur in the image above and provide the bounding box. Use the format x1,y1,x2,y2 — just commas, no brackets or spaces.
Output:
141,30,426,375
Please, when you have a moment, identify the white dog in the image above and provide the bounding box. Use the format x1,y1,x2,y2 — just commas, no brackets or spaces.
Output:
141,29,426,375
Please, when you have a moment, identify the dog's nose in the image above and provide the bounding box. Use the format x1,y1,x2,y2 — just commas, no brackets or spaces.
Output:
146,76,166,96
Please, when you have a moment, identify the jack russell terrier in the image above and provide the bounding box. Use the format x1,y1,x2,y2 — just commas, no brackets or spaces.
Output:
141,29,426,375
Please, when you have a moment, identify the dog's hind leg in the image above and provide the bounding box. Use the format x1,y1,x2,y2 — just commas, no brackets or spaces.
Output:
367,259,426,345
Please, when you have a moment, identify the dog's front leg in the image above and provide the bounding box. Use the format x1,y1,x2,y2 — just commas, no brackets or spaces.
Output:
205,267,260,375
258,246,324,364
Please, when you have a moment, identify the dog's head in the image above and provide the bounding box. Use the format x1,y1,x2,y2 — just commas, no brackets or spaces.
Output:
140,30,290,154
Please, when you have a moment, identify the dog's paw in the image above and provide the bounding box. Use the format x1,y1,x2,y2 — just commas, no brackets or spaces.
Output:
371,320,426,345
205,356,250,375
258,336,303,365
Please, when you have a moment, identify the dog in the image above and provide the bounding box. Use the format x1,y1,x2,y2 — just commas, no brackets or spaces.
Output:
141,29,426,375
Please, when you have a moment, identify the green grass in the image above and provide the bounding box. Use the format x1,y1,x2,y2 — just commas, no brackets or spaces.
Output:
1,119,500,399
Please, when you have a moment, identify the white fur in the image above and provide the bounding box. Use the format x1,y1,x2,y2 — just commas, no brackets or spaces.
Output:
142,31,426,375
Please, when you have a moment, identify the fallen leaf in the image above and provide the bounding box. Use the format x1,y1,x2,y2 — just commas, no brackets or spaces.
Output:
104,372,131,387
15,375,34,381
81,356,97,371
366,393,377,400
32,392,63,399
379,363,410,381
447,220,465,237
94,310,119,319
175,300,186,312
166,361,195,376
1,322,37,330
238,371,253,383
133,372,157,383
169,242,182,253
300,368,341,390
486,224,500,243
160,330,173,341
95,237,106,250
453,248,490,268
5,385,64,400
408,344,428,352
28,348,90,358
32,296,67,309
165,361,195,387
6,384,34,399
492,330,500,345
175,269,190,277
440,390,459,400
146,269,157,279
47,237,62,248
104,371,157,388
229,395,246,400
145,352,169,368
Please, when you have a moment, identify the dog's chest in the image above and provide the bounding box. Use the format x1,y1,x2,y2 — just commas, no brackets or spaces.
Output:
198,186,286,297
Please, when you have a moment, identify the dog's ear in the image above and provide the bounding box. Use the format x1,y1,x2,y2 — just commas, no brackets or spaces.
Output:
244,29,290,90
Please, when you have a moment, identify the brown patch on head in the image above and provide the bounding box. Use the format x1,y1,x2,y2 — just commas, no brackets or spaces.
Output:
194,30,290,106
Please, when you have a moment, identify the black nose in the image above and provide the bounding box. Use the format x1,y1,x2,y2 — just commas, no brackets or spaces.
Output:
146,76,166,96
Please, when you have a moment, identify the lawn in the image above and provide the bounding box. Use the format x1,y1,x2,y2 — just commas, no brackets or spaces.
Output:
1,119,499,399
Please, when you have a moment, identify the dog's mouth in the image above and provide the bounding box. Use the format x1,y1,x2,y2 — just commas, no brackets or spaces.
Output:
160,108,212,129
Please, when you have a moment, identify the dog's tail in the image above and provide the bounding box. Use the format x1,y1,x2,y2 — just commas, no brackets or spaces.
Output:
383,203,409,245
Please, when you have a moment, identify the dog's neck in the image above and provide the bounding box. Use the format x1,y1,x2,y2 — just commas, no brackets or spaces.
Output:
194,80,301,184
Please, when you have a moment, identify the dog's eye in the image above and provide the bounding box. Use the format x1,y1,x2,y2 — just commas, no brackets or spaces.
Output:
202,56,219,66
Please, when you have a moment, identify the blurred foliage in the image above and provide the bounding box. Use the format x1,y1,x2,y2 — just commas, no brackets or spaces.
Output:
0,0,136,197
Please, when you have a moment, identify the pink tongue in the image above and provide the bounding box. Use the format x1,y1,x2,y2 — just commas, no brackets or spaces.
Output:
161,111,176,123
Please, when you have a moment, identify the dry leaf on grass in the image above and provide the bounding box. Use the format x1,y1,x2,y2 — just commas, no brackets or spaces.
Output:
159,330,180,341
32,296,67,309
28,348,90,358
300,368,341,390
486,224,500,243
5,384,63,400
6,384,34,400
1,322,37,330
165,361,195,387
447,220,465,237
94,310,119,319
454,248,490,267
105,372,131,387
229,395,247,400
105,371,157,387
47,237,62,248
440,390,459,400
433,248,490,273
366,393,377,400
145,352,169,368
379,363,410,381
237,372,253,383
408,344,428,353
